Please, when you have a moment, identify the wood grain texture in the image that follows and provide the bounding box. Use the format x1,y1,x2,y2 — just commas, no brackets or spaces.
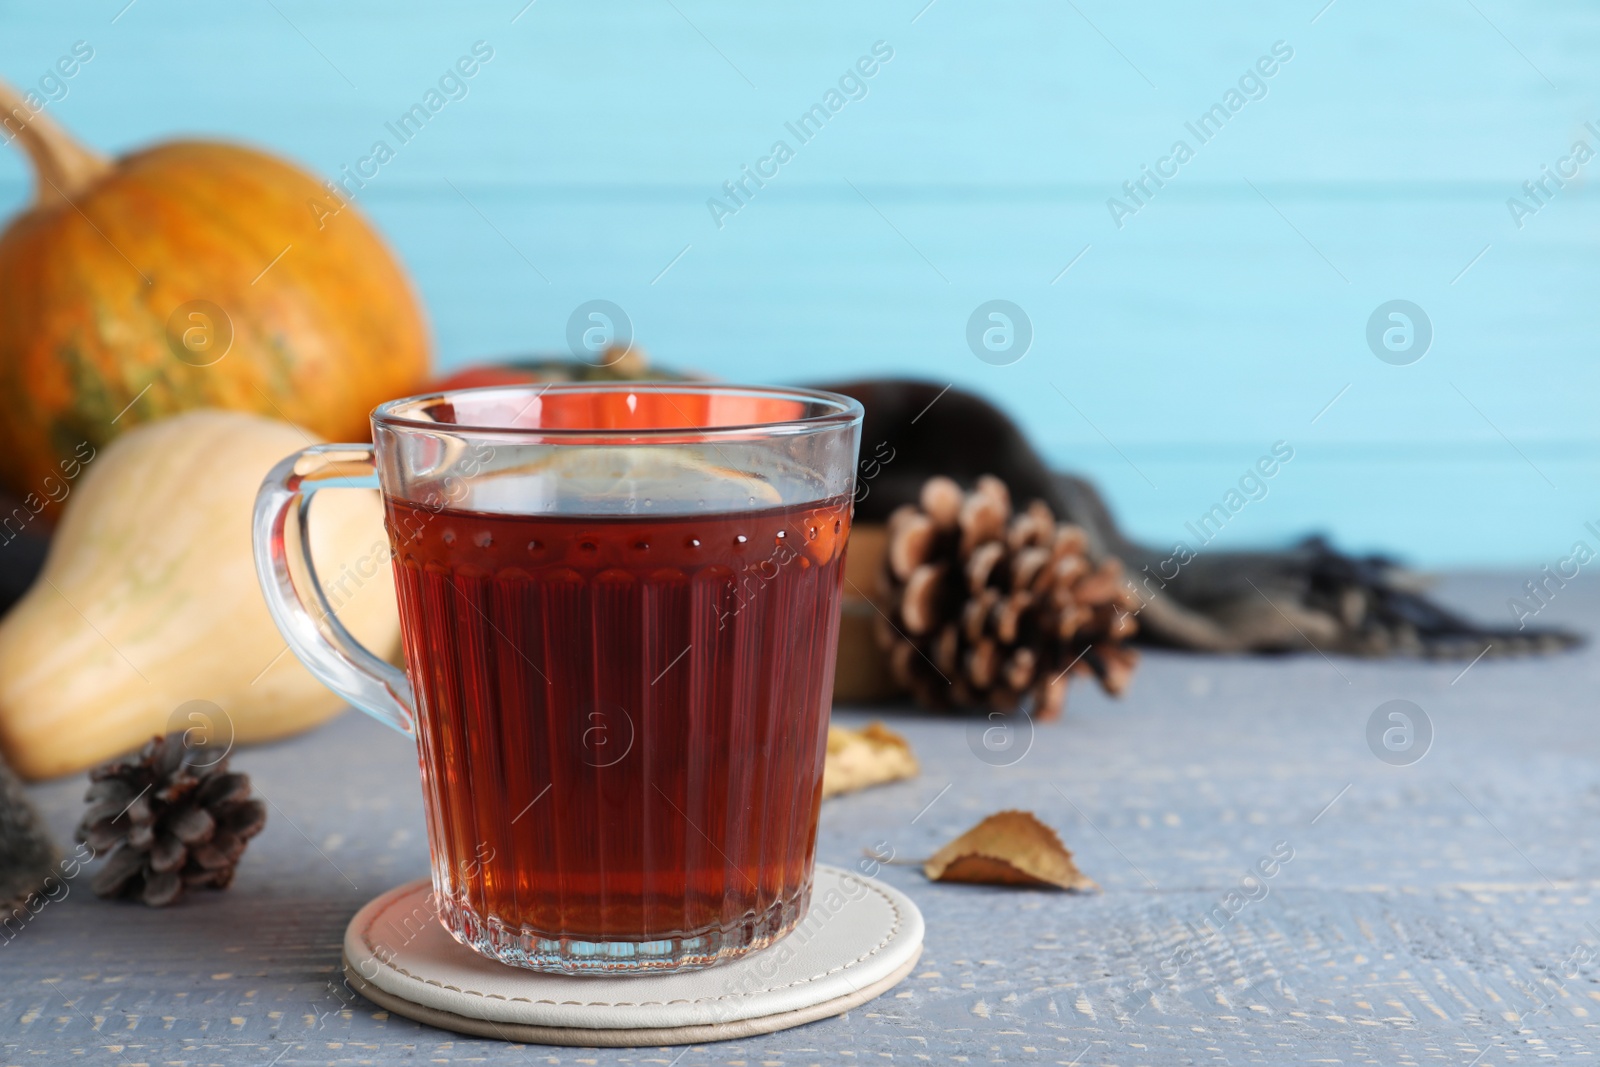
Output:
1,2,1597,565
5,572,1597,1064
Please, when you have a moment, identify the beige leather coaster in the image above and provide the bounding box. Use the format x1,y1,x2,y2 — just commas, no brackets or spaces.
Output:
341,865,925,1047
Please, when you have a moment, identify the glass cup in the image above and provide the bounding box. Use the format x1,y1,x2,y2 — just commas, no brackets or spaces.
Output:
253,383,862,974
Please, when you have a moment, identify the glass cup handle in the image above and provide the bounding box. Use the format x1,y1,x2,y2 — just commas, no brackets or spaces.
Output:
252,443,415,738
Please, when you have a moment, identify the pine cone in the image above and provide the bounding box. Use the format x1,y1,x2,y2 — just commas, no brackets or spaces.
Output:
875,475,1141,720
0,752,56,915
75,735,266,907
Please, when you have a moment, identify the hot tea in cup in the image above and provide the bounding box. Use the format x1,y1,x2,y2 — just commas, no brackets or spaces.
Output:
254,384,862,973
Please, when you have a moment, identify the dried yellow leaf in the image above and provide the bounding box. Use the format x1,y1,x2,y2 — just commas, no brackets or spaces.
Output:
821,721,919,799
923,810,1097,891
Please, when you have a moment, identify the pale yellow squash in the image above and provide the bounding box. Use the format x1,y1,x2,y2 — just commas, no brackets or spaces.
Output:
0,410,400,779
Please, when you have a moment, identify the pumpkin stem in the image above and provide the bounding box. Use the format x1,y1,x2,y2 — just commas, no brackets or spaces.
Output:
0,78,111,208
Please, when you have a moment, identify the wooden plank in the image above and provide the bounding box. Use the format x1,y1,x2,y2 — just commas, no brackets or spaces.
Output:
1,2,1598,565
4,574,1598,1064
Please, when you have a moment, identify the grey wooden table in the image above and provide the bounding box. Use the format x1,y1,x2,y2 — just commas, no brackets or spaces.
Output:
6,574,1597,1066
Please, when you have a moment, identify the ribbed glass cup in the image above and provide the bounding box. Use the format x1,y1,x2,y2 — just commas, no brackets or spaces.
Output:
255,383,862,974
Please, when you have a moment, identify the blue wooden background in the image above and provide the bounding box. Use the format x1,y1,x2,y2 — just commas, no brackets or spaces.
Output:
2,0,1596,569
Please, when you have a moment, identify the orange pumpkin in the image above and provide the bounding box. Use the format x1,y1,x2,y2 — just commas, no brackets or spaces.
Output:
0,79,430,505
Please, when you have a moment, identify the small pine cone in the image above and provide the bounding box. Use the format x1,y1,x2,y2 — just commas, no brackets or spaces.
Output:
876,475,1141,720
0,754,56,914
75,735,267,907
